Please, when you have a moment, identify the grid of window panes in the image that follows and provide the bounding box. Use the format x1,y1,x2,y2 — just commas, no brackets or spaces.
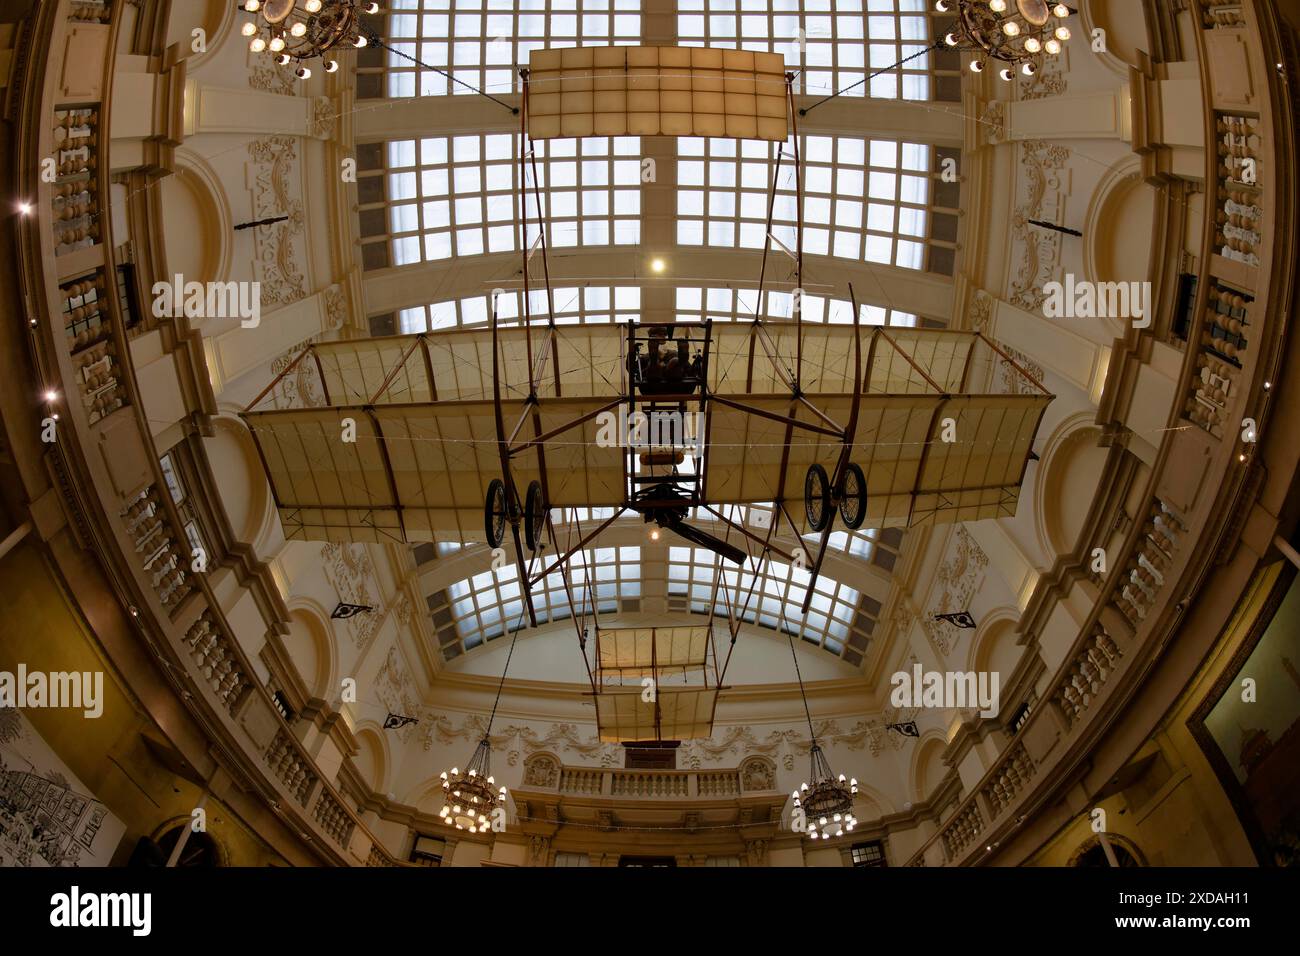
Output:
383,135,642,266
667,546,859,657
675,136,933,269
399,285,642,333
810,525,905,574
677,0,936,101
673,287,919,326
382,0,641,98
447,546,642,651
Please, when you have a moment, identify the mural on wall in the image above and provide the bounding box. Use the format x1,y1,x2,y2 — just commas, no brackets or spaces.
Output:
1196,569,1300,867
0,709,125,867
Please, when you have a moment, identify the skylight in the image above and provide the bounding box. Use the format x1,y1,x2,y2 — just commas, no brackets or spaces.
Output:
384,134,642,265
673,286,920,326
674,135,934,269
667,545,864,659
441,545,643,656
383,0,641,98
399,285,642,333
677,0,936,100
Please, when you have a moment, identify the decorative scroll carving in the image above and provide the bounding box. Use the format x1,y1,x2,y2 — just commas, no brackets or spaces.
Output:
249,57,297,96
1019,51,1067,100
980,99,1006,146
969,288,994,333
322,283,347,330
308,97,337,139
739,756,775,791
269,338,324,409
523,753,559,788
247,136,306,306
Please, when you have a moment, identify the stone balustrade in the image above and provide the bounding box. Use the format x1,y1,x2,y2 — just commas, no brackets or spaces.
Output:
542,764,754,799
183,611,250,717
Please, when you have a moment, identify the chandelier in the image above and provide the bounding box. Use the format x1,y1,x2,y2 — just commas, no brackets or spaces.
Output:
438,737,507,834
936,0,1074,80
784,625,860,841
793,743,859,841
239,0,380,78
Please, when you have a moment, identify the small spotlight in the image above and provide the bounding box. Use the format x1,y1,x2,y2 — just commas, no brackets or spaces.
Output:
18,202,32,216
1264,381,1272,390
650,258,666,273
650,528,660,541
44,390,58,402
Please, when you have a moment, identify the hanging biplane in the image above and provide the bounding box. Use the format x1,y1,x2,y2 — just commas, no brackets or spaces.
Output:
240,46,1053,742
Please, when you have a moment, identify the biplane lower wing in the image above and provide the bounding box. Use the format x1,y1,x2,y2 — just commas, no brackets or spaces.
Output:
241,387,1049,543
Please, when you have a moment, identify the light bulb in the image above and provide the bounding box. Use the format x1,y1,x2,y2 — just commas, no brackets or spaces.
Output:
278,53,291,64
1022,62,1037,75
999,67,1013,81
944,32,958,46
325,59,339,72
990,0,1007,11
487,776,494,784
970,59,984,73
443,817,452,825
354,35,368,47
1024,37,1041,53
366,2,380,12
241,22,257,37
290,21,307,37
305,0,322,10
1055,26,1071,40
250,37,266,52
1045,38,1061,54
269,36,285,51
468,769,477,777
1003,21,1020,36
809,831,819,840
440,771,448,780
819,817,828,826
1053,3,1069,16
245,0,260,9
935,0,950,11
833,813,842,822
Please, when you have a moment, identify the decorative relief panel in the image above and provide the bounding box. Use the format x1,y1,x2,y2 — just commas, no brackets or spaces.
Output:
375,647,419,745
1008,140,1071,312
923,527,990,657
247,136,306,306
322,543,384,651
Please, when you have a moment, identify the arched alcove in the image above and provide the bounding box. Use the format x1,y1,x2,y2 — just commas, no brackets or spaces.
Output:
1036,417,1109,558
352,725,390,795
911,734,949,804
1086,168,1156,292
282,606,335,701
202,415,271,551
970,615,1022,684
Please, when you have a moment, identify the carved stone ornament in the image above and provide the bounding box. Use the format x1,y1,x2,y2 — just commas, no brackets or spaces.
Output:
246,136,307,306
923,528,990,657
1008,140,1071,312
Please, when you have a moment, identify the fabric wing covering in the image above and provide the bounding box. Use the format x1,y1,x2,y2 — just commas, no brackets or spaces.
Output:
240,323,1051,544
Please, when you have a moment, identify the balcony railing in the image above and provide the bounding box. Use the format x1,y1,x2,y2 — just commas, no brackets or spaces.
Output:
532,765,758,800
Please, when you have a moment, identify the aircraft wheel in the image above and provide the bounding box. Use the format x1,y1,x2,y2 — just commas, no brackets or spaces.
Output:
805,464,831,532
